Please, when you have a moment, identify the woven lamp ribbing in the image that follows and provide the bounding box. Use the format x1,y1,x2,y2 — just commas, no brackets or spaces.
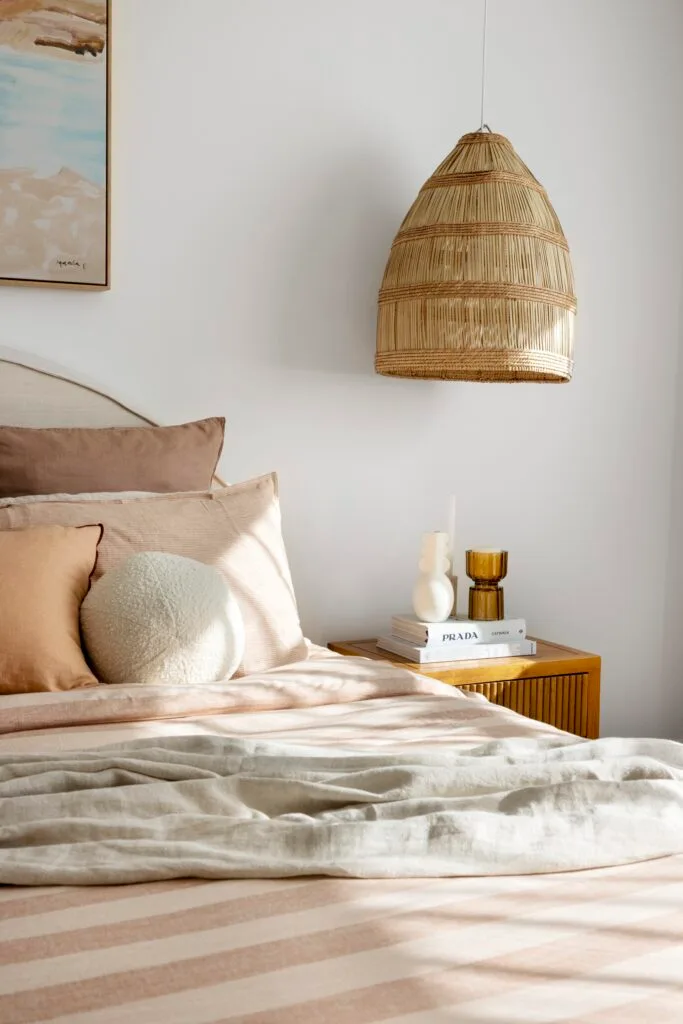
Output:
376,132,576,382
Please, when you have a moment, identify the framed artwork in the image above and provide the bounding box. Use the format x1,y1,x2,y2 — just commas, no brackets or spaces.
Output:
0,0,110,289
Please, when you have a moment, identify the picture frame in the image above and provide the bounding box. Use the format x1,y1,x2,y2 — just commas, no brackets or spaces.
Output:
0,0,111,290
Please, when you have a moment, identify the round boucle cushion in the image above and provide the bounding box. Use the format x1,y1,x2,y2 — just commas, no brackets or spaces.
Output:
81,552,245,686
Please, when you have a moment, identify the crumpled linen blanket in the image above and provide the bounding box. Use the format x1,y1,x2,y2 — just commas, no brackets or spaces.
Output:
1,733,682,885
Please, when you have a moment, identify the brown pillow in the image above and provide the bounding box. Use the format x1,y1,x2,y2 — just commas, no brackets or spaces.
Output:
0,525,102,694
0,475,307,677
0,418,225,498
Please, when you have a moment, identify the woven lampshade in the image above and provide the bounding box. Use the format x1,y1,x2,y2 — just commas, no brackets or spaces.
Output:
376,131,576,382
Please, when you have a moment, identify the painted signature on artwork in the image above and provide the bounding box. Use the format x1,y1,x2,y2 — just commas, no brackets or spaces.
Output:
55,259,87,271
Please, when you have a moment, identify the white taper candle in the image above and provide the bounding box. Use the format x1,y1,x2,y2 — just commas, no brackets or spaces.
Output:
447,495,457,569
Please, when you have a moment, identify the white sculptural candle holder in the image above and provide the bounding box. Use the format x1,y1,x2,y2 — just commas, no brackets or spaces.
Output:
412,531,454,623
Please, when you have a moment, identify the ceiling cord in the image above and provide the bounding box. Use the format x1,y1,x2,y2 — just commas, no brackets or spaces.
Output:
479,0,489,130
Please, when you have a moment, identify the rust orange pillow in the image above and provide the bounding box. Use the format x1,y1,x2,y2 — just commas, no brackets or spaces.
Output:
0,525,103,694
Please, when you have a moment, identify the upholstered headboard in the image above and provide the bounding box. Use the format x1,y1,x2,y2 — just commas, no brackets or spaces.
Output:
0,348,225,485
0,348,154,429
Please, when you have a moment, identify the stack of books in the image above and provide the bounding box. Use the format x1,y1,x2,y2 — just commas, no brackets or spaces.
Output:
377,615,536,664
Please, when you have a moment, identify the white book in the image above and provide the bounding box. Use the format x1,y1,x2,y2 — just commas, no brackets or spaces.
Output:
390,614,526,646
377,635,537,664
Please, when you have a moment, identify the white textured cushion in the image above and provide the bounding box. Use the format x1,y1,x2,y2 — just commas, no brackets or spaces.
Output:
81,552,245,686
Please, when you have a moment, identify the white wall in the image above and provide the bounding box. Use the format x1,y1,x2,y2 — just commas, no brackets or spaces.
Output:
3,0,683,736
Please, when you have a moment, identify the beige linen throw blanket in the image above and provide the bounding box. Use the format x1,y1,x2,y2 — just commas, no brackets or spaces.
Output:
2,733,683,886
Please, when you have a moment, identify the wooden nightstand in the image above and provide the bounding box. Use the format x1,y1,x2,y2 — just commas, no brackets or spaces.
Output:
328,638,601,739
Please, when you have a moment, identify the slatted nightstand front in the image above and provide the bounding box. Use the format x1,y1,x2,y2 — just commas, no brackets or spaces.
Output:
327,638,601,739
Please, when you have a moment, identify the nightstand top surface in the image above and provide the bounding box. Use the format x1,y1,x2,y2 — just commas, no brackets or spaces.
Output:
328,638,600,684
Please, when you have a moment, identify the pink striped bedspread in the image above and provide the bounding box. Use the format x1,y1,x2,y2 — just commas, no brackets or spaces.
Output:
1,649,682,1023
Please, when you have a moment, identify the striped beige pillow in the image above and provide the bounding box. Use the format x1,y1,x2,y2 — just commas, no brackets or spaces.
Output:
0,475,306,678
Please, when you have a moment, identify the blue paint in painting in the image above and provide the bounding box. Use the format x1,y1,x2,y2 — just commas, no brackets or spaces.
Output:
0,44,106,187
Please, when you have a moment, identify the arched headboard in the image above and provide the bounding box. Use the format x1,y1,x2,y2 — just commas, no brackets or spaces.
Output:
0,348,155,428
0,348,225,485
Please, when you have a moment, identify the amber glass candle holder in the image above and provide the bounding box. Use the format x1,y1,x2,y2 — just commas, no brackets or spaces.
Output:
466,549,508,621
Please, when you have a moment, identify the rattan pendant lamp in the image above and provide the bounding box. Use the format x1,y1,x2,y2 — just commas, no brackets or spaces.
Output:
375,1,576,383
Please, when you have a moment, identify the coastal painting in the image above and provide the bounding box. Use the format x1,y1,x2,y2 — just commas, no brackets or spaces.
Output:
0,0,109,288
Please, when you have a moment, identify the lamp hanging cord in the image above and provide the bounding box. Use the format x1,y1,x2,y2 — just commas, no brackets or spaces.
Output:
479,0,489,131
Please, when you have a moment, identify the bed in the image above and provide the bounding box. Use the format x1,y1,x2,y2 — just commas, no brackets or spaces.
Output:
1,351,682,1024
